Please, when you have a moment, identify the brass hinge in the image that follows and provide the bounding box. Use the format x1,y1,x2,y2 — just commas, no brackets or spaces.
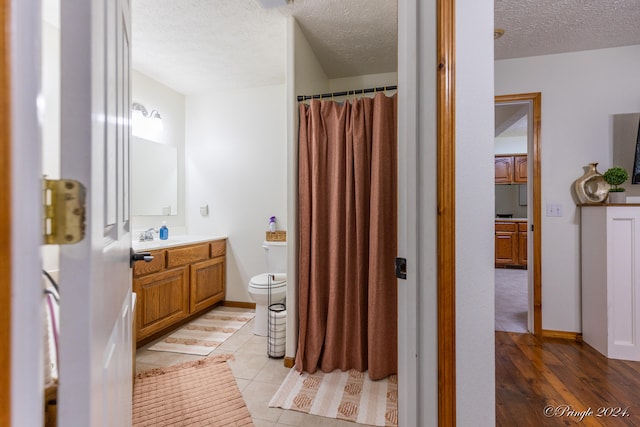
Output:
43,178,86,245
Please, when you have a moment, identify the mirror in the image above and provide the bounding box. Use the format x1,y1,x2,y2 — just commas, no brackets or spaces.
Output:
613,113,640,198
131,137,178,215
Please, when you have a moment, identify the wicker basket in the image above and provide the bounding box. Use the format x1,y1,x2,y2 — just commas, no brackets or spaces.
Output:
266,231,286,242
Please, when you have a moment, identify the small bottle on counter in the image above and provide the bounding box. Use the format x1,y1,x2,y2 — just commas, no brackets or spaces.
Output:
269,216,276,232
159,222,169,240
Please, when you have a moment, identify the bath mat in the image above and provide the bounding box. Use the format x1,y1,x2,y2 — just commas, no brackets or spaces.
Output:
133,355,253,426
147,306,255,356
269,367,398,426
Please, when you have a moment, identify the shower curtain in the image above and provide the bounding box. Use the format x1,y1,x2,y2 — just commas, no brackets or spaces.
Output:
295,92,397,380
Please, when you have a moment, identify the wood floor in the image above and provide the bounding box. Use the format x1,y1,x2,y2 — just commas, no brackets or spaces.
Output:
496,332,640,426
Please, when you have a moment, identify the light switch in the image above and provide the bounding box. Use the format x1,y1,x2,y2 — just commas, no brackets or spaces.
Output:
200,204,209,216
545,203,563,217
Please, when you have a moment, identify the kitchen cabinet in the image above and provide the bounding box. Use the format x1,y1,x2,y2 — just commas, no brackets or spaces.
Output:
581,205,640,361
495,220,527,268
495,154,527,184
133,238,226,343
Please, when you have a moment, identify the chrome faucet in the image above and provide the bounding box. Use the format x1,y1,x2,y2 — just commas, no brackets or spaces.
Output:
139,228,158,242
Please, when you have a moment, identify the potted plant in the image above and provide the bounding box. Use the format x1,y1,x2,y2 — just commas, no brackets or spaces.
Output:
603,166,629,204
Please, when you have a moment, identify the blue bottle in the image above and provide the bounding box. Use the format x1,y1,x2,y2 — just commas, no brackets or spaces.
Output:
159,222,169,240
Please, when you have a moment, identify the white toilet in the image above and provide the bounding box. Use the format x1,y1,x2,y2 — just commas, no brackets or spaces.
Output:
248,241,287,336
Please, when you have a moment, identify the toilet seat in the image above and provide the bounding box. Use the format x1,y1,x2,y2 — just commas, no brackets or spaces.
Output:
249,273,286,288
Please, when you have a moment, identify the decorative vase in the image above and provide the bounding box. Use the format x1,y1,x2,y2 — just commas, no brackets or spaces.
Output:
574,163,610,204
608,191,627,204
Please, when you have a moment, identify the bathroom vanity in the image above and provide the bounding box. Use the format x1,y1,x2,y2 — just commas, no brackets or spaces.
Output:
132,236,226,345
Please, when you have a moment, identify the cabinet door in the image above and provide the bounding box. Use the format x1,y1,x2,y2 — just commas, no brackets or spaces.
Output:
190,256,226,313
514,155,528,183
518,222,528,266
495,222,518,266
495,156,514,184
133,267,189,341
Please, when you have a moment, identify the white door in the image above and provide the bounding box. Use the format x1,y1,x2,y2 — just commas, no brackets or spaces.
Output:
58,0,133,425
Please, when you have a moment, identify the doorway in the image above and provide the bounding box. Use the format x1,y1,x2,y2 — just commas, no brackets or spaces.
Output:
494,93,542,335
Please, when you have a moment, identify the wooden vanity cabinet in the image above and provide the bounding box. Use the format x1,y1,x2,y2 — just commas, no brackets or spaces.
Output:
132,239,226,343
134,264,190,340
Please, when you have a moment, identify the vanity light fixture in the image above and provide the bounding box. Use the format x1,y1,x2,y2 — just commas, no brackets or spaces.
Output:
132,102,164,140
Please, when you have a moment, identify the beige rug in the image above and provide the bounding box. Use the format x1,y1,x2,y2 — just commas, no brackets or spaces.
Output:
148,307,255,356
133,355,253,427
269,367,398,426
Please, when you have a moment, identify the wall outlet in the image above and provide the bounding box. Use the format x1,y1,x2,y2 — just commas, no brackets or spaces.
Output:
546,203,563,217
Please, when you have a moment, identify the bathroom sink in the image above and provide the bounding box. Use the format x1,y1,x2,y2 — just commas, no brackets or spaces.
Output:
131,235,219,251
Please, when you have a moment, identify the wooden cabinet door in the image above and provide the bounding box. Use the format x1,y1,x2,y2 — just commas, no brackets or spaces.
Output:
514,155,528,183
495,156,514,184
518,222,528,266
190,256,226,313
495,222,518,266
133,267,189,341
495,232,518,266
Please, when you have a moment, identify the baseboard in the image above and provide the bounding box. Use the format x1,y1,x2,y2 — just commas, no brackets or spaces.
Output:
284,357,295,368
541,329,583,341
222,300,256,309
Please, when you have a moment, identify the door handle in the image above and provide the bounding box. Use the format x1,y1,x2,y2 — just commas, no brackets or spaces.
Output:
130,248,154,267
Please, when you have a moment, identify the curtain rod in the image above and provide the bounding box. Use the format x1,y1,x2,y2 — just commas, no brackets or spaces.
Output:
296,85,398,102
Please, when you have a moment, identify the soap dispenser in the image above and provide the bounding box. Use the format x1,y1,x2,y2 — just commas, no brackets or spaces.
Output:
159,222,169,240
268,216,276,232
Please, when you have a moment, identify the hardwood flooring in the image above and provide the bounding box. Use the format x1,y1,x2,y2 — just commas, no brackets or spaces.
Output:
496,332,640,426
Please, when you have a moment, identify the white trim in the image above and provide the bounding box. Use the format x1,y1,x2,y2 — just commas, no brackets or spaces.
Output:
11,0,44,425
398,0,438,425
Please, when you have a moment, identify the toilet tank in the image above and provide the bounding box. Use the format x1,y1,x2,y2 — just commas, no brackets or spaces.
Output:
262,241,287,274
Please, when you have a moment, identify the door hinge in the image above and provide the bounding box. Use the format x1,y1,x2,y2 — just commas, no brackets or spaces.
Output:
395,257,407,280
43,178,87,245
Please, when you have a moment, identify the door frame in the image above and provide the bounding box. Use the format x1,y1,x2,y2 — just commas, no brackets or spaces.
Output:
495,92,542,335
1,0,11,424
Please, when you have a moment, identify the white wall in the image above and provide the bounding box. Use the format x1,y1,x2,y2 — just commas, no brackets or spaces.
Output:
186,84,287,303
496,44,640,332
495,135,527,155
131,71,187,234
456,0,496,424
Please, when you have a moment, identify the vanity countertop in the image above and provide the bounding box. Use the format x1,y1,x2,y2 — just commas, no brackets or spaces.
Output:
132,234,226,251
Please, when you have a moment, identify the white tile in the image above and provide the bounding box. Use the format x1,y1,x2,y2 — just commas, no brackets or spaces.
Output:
277,411,338,426
228,350,270,380
241,381,283,422
254,357,293,385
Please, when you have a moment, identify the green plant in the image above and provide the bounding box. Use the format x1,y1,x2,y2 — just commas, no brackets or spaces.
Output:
603,166,629,192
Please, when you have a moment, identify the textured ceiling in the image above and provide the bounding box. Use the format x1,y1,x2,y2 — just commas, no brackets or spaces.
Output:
495,0,640,60
131,0,640,95
131,0,287,95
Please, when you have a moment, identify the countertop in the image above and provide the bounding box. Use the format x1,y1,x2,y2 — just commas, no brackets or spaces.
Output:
495,217,527,221
132,234,226,251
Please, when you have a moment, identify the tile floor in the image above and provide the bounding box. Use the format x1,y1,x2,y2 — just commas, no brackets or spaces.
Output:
494,268,528,333
135,306,375,427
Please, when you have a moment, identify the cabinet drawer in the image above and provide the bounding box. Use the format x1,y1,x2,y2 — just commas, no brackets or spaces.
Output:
167,243,209,268
133,250,165,277
518,222,528,232
210,240,226,258
495,222,517,232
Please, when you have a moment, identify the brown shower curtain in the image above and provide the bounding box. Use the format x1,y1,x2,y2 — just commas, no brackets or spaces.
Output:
295,92,397,380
